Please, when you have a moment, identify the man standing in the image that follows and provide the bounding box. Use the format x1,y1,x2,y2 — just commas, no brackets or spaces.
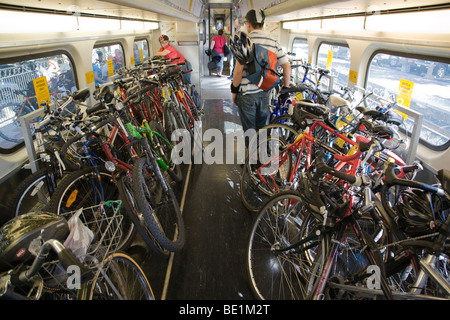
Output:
231,9,291,137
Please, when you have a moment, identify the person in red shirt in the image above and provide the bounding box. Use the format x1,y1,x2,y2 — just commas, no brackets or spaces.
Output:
210,30,227,76
154,34,191,84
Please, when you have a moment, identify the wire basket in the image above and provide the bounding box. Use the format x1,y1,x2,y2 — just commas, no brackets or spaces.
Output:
62,200,124,266
36,201,124,298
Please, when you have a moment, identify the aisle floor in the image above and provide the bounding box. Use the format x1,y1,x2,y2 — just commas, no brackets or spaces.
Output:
130,76,257,300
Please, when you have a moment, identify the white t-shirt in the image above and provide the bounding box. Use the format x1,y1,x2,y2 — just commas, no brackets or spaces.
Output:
240,29,288,95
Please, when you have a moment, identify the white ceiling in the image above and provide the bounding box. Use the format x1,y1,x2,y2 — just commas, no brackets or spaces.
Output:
1,0,449,22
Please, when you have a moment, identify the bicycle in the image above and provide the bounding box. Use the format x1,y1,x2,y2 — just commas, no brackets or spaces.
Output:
52,83,185,253
0,201,154,300
7,88,98,219
246,144,397,300
241,86,407,212
373,161,450,299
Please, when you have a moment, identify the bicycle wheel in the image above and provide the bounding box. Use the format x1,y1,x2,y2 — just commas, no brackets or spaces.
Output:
8,167,58,218
247,191,326,299
47,167,135,251
88,252,154,300
132,156,185,252
116,174,170,256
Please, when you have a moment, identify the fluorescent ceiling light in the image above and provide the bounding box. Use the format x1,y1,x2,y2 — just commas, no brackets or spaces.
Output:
284,19,322,31
322,16,364,31
0,10,77,33
121,20,144,30
144,22,159,30
78,17,121,31
365,10,450,33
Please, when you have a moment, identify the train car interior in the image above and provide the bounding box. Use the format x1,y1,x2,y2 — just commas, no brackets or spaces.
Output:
0,0,449,302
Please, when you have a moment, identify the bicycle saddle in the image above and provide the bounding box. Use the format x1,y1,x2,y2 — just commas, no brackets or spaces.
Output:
72,88,90,101
371,125,394,140
296,100,329,117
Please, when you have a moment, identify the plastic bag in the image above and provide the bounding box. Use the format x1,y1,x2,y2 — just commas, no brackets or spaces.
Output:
64,208,94,261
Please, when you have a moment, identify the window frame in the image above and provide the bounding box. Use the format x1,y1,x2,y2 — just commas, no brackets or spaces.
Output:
291,37,308,61
92,42,125,81
366,49,450,151
0,50,78,153
316,41,351,91
133,38,150,65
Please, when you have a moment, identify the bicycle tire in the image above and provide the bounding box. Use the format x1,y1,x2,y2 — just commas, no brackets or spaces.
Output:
88,251,155,300
47,167,135,251
132,156,185,252
247,191,327,299
8,167,58,218
116,174,170,256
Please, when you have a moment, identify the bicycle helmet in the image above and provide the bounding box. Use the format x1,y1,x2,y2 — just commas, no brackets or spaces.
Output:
394,188,438,236
228,31,254,65
159,34,169,42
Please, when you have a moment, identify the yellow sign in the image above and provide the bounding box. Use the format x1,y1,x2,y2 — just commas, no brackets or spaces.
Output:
85,71,94,84
107,59,114,77
396,79,414,119
326,51,333,70
140,49,144,64
33,76,50,107
349,70,358,83
131,56,135,65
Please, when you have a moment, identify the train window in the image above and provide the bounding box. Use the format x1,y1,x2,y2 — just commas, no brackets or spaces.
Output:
366,52,450,150
0,52,77,152
134,39,150,65
317,42,351,92
292,38,308,62
92,44,125,84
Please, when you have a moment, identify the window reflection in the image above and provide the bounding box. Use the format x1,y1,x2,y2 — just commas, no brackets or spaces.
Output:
367,52,450,148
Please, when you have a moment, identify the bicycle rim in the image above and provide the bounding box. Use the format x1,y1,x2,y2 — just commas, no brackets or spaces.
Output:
247,191,325,299
88,252,154,300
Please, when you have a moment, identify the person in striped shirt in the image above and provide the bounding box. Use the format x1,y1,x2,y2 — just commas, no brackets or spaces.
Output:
231,9,291,139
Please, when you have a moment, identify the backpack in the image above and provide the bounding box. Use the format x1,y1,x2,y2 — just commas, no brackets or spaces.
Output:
245,43,280,91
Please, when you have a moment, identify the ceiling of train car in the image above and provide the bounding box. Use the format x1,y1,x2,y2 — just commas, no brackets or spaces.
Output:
1,0,449,23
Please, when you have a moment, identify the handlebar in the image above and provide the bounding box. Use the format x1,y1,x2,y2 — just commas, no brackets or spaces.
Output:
315,152,361,186
383,161,445,196
12,239,92,287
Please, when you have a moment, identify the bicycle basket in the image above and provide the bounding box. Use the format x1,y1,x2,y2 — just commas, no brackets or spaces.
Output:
32,201,124,297
61,201,124,267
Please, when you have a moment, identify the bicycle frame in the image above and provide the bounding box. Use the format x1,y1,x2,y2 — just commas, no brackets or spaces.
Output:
255,120,358,192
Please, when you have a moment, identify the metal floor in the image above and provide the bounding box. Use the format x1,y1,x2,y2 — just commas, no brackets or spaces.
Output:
130,76,256,300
